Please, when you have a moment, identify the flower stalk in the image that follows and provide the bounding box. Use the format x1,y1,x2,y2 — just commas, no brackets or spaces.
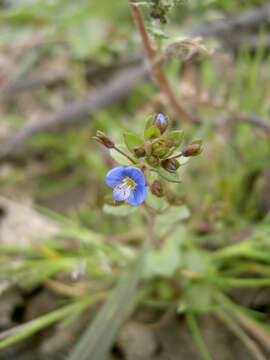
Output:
113,144,138,165
129,0,200,124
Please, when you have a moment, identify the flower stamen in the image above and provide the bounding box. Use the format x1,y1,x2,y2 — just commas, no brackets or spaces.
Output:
114,183,132,200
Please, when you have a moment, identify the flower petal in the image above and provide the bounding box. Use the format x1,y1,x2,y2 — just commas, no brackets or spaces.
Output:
106,167,126,188
156,113,166,126
113,184,131,202
128,185,147,206
125,167,146,186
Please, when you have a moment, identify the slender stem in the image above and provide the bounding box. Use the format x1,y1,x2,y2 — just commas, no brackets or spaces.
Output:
143,203,159,248
113,144,137,165
167,152,183,160
233,311,270,352
215,310,266,360
129,0,200,124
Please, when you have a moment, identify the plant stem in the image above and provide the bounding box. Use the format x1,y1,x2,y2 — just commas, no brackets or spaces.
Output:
167,152,183,160
186,311,213,360
113,144,137,165
215,310,266,360
142,203,159,248
129,0,200,124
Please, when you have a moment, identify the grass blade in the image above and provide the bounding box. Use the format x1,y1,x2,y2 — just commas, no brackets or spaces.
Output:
68,241,149,360
186,311,213,360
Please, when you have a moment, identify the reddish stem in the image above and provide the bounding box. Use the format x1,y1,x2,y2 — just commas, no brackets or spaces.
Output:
167,152,183,160
113,145,137,165
129,0,200,124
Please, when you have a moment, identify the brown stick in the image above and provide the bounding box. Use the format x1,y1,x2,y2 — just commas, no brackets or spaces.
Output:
129,0,200,124
0,65,149,159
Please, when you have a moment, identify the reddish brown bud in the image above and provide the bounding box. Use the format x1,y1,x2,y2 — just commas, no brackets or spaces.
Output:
161,159,180,172
150,180,163,197
93,130,115,148
182,143,202,157
133,146,146,158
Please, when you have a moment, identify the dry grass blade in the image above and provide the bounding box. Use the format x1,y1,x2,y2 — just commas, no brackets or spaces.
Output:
215,310,266,360
233,311,270,352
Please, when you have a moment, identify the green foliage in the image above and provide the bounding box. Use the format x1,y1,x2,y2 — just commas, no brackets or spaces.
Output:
167,130,184,147
144,126,161,140
144,115,155,137
145,191,169,211
123,132,144,153
158,167,181,182
144,226,186,278
103,204,138,216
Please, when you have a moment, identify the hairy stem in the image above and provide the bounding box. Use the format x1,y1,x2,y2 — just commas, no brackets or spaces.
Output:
167,152,183,160
113,145,137,165
129,0,200,124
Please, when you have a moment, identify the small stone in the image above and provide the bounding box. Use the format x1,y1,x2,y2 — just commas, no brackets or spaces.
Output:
117,321,158,360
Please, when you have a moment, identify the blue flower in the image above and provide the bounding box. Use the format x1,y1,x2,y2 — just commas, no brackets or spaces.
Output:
154,113,168,134
106,167,147,206
156,113,166,126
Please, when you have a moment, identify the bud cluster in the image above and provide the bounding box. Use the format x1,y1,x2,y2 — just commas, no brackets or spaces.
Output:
130,113,202,170
150,0,170,24
95,112,202,207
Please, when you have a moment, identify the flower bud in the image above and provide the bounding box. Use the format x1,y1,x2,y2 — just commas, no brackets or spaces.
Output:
162,159,180,172
154,113,168,134
93,130,114,149
151,137,169,158
145,140,153,156
165,191,186,206
182,143,202,157
133,146,146,158
148,155,160,166
150,180,163,197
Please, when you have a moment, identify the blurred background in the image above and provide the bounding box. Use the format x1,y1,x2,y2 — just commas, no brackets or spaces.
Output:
1,0,270,359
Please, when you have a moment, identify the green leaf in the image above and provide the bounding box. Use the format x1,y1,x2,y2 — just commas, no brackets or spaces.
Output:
109,144,137,165
180,283,213,313
147,25,168,39
179,156,190,165
144,227,185,278
158,167,181,183
144,126,160,141
144,115,154,138
145,191,169,212
156,205,190,236
167,130,184,148
190,139,203,145
123,133,144,153
183,250,207,273
0,299,91,350
103,204,138,216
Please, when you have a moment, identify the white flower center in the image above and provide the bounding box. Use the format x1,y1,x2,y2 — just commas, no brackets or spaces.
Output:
114,182,132,199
